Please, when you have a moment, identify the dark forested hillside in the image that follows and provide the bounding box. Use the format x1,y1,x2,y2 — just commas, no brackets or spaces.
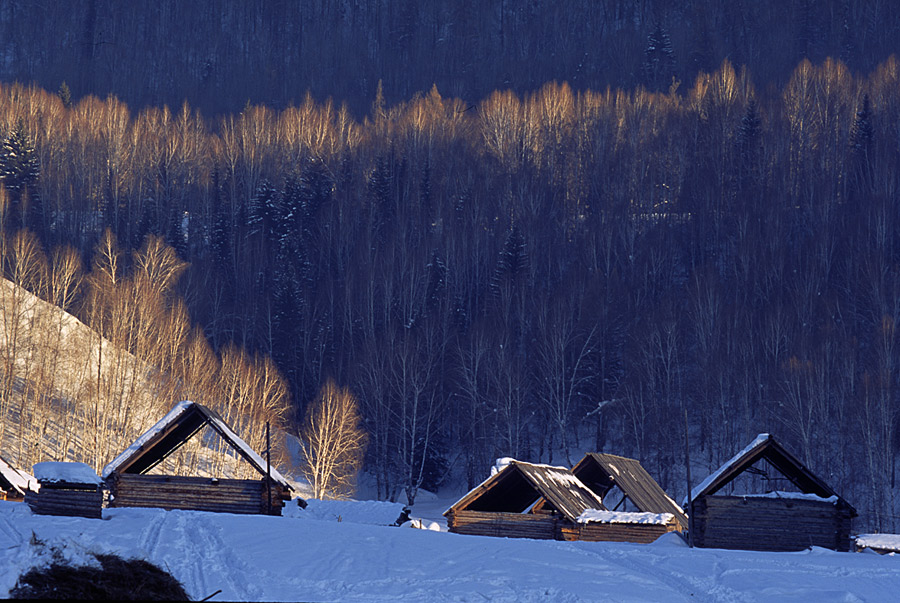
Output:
3,1,900,117
1,1,900,531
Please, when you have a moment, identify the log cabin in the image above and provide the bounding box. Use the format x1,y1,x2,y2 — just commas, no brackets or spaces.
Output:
444,459,681,542
569,453,688,536
26,462,103,519
444,460,604,540
855,533,900,555
0,454,35,502
102,401,292,516
687,434,857,552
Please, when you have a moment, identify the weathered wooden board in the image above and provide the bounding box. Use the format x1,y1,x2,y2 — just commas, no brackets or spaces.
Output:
108,473,286,516
449,510,681,544
692,495,853,552
25,488,103,519
447,510,559,540
561,519,679,544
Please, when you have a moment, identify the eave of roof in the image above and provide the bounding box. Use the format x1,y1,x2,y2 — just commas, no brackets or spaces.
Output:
445,460,603,523
686,434,856,516
0,454,35,495
576,453,688,530
102,401,291,490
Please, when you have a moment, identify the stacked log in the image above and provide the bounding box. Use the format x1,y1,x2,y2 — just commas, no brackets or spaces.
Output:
561,519,678,543
692,495,854,552
108,474,287,516
26,484,103,519
447,510,559,540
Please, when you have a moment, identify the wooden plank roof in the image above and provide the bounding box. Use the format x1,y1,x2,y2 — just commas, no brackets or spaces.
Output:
101,401,292,491
687,433,856,516
0,454,35,497
572,453,688,531
444,460,604,523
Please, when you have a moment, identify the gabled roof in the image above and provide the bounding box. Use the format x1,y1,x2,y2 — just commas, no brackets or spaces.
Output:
687,433,856,516
0,454,35,497
101,401,291,491
444,460,604,523
572,453,688,531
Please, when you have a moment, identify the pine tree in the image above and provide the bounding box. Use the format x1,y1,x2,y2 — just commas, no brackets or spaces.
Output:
166,207,188,258
247,179,277,238
210,166,232,271
58,81,72,109
737,100,762,177
279,172,304,254
498,225,527,279
299,158,334,220
850,94,874,156
849,93,874,198
643,24,676,92
0,123,41,233
367,154,393,242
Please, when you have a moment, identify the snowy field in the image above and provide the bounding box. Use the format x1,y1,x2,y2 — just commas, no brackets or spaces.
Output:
1,498,898,602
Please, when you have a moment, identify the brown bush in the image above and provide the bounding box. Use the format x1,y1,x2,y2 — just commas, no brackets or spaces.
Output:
10,552,190,600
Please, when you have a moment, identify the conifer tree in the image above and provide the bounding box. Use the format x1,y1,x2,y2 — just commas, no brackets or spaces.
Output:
57,81,72,109
849,93,874,198
643,24,676,92
737,98,762,196
247,180,277,238
0,123,41,233
166,208,187,259
210,166,232,273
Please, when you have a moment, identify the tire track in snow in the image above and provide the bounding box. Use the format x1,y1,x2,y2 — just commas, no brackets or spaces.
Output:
561,541,751,603
167,511,261,602
137,511,168,559
0,512,24,547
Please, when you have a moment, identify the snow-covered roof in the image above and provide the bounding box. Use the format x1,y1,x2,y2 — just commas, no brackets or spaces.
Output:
102,401,195,477
686,434,771,505
0,455,35,495
684,434,855,516
446,459,604,523
33,462,101,485
577,509,675,525
102,401,291,490
573,453,688,531
856,533,900,552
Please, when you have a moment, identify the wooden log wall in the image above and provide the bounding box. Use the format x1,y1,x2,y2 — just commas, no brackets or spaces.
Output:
447,510,560,540
561,520,678,544
108,474,287,516
25,485,102,519
692,495,854,552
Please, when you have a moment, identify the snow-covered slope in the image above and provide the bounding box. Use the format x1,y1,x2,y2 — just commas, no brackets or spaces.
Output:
1,498,897,602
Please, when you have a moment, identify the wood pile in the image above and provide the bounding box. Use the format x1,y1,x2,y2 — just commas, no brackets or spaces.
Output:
691,495,854,552
446,510,560,540
25,483,103,519
108,473,288,516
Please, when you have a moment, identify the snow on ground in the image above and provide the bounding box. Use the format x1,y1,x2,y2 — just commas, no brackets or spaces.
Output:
286,498,407,525
1,498,898,602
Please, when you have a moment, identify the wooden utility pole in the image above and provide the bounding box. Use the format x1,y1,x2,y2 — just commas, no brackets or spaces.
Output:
684,407,694,548
266,421,272,515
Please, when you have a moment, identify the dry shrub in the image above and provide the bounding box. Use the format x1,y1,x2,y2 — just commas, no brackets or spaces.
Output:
10,552,189,600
